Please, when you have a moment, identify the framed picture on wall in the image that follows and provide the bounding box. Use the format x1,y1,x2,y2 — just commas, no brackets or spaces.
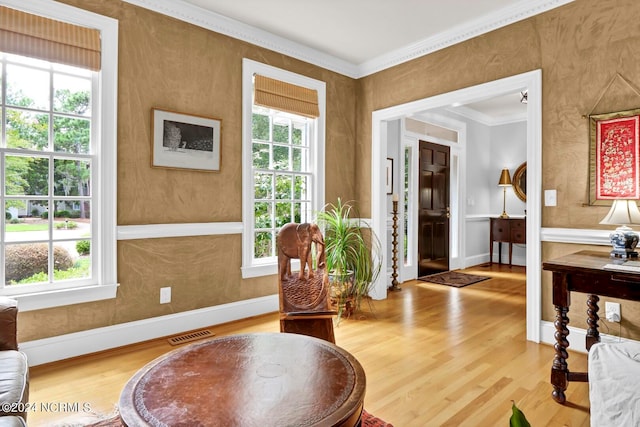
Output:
589,108,640,205
151,108,222,172
386,158,393,194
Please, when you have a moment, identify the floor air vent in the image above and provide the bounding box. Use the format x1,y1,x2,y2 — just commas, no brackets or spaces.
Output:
167,329,214,346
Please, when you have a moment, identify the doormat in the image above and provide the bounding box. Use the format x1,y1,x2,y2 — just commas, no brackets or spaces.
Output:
418,271,490,288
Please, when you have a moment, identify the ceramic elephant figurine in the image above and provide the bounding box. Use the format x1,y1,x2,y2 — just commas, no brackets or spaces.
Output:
277,222,325,281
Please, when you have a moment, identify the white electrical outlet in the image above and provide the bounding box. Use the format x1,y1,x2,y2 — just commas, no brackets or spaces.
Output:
160,287,171,304
605,301,621,323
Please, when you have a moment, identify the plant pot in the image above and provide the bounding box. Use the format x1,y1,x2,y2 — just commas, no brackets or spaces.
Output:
328,270,355,318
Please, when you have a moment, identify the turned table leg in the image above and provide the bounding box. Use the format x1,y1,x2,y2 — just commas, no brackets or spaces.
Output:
586,294,600,350
551,304,570,403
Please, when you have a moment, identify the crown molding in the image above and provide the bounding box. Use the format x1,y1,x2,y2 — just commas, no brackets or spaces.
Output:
123,0,574,79
122,0,359,78
358,0,574,77
445,105,527,126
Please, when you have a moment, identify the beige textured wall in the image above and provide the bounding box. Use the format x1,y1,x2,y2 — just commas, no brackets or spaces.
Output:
357,0,640,339
19,0,357,341
18,0,640,343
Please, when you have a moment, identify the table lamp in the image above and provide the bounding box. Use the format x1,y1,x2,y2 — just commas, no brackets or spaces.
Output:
498,168,512,219
599,199,640,258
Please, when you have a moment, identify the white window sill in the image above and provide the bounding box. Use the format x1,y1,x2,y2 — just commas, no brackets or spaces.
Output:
241,263,278,279
10,283,118,312
241,259,302,279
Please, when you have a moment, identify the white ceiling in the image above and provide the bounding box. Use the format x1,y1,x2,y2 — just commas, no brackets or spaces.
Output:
182,0,528,65
447,91,528,125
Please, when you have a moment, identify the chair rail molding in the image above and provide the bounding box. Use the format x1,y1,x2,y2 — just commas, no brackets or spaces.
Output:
117,222,243,240
540,227,610,246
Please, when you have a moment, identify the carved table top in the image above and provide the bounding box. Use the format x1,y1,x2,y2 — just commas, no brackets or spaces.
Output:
119,332,366,427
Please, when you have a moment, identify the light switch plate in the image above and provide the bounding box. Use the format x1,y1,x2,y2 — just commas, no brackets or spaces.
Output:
544,189,557,206
160,287,171,304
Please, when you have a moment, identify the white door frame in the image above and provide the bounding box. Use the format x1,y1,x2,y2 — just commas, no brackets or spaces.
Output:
370,70,542,343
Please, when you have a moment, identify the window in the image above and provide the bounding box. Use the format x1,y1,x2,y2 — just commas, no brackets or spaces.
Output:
0,1,118,311
242,59,325,278
252,108,313,258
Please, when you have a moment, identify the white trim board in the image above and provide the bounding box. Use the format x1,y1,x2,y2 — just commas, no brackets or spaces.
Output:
122,0,574,78
117,222,243,240
540,321,638,354
541,227,610,245
21,294,278,366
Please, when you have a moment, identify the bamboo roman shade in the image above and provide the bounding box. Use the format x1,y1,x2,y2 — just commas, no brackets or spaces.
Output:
0,6,101,71
254,74,319,118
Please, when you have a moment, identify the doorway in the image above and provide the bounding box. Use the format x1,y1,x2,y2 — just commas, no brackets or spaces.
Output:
370,70,542,343
418,140,450,276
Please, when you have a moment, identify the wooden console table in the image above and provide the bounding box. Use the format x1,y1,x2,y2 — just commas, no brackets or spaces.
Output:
119,332,366,426
490,217,525,265
542,250,640,404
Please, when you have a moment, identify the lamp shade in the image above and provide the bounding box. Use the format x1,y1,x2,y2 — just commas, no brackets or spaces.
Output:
599,199,640,225
498,168,512,187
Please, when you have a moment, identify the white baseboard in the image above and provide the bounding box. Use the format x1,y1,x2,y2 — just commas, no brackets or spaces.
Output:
20,294,278,366
465,254,489,267
464,253,525,268
539,320,638,354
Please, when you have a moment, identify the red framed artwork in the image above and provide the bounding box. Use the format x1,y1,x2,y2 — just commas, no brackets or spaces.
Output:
589,108,640,205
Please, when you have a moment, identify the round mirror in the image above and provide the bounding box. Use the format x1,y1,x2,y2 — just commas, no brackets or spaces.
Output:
513,162,526,202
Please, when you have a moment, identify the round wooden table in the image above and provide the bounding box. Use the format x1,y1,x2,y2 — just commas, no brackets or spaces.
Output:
119,332,366,426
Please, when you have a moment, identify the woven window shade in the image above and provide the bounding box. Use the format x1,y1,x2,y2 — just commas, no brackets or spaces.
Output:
254,74,319,118
0,6,101,71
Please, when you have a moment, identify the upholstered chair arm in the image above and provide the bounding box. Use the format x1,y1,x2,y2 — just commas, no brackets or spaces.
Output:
0,297,19,351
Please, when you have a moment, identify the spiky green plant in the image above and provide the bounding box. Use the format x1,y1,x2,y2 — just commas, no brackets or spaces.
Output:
315,198,382,318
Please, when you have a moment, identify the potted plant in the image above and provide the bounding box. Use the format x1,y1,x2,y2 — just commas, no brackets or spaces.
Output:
315,198,382,319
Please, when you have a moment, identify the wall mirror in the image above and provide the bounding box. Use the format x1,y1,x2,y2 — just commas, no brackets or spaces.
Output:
513,162,526,202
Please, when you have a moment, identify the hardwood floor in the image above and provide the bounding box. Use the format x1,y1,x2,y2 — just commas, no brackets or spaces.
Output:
28,264,591,426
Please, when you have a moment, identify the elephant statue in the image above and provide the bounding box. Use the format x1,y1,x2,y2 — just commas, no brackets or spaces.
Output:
277,222,325,281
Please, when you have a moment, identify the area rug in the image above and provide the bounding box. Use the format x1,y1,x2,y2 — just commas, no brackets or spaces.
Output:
78,408,393,426
418,270,489,288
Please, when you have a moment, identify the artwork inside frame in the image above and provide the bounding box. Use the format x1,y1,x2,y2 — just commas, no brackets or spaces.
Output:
386,158,393,194
151,108,222,172
589,108,640,205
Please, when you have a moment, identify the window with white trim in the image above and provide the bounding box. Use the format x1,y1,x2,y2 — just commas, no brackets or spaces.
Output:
0,1,118,311
241,59,325,278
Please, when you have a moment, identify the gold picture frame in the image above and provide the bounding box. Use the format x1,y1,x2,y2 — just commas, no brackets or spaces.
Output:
589,108,640,205
512,162,526,202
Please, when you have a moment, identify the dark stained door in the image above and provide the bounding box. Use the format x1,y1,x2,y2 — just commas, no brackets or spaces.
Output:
418,140,450,277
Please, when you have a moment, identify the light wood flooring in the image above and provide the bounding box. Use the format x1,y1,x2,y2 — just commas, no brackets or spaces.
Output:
28,264,591,426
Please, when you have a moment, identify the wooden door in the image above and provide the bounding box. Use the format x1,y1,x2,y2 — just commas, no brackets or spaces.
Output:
418,140,450,277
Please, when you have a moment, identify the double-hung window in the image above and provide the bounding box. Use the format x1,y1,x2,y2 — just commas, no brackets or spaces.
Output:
0,1,118,310
241,60,325,278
